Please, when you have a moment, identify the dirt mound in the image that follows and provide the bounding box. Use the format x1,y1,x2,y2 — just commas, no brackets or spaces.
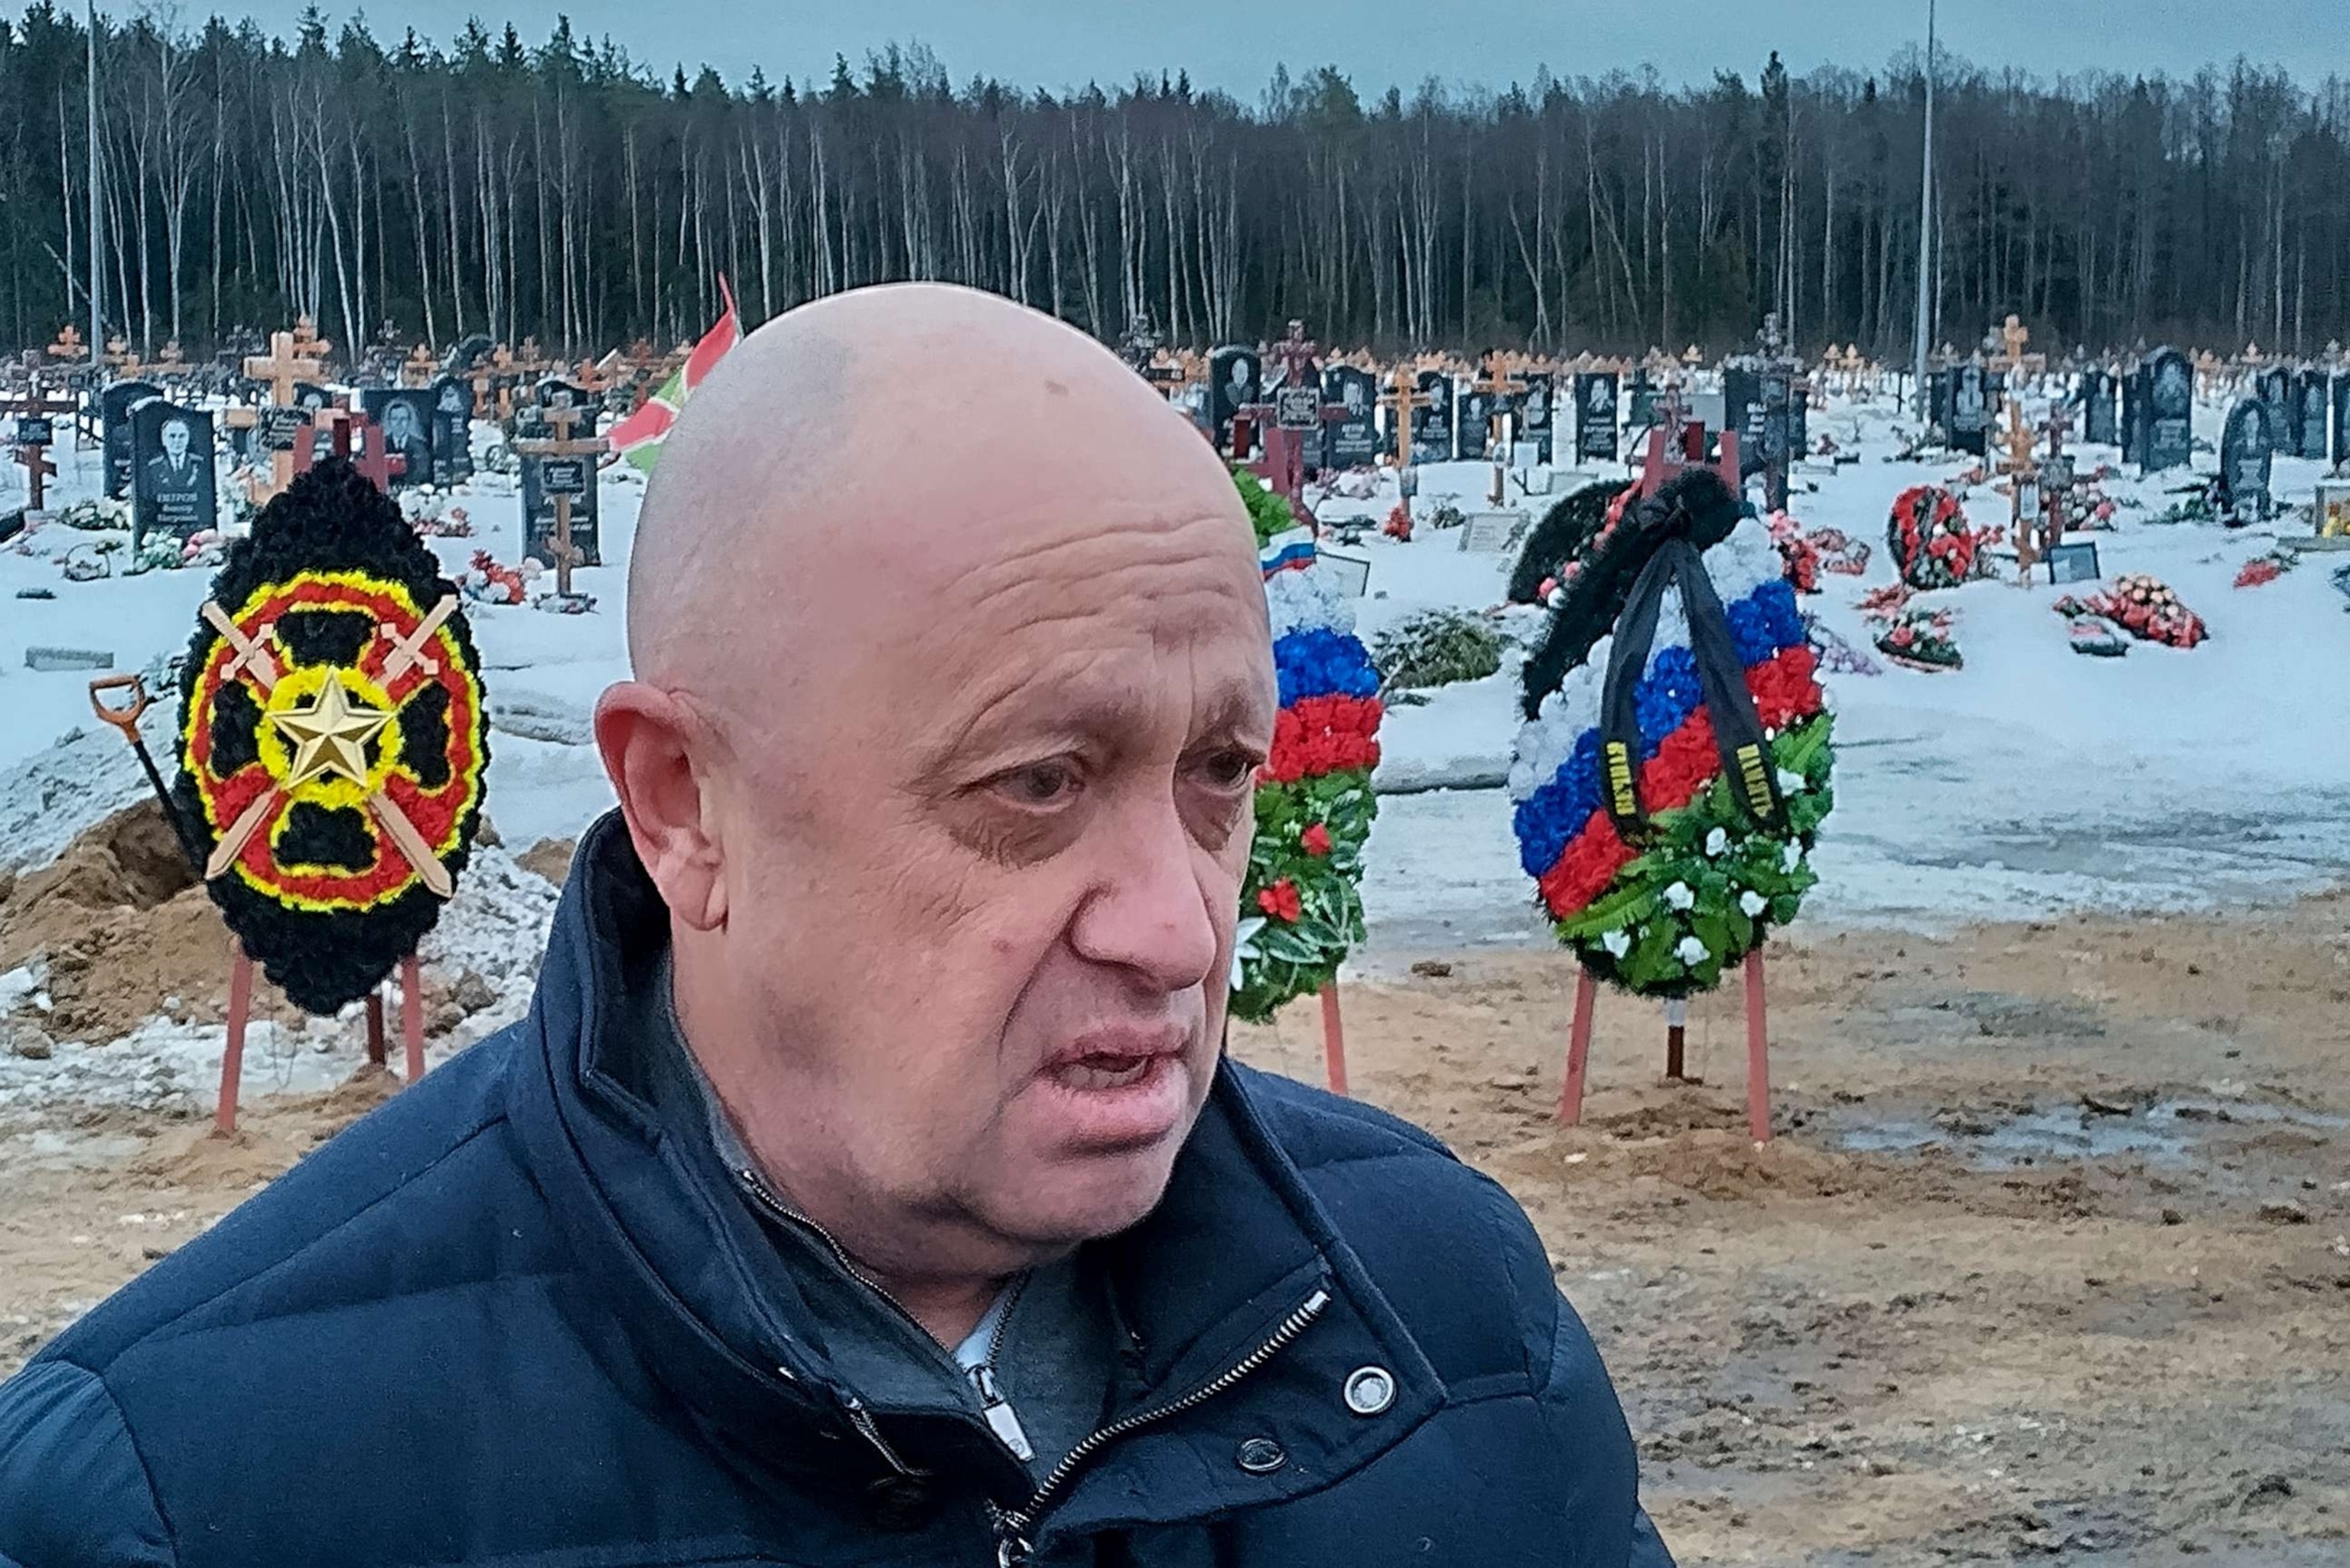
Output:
516,837,576,888
128,1068,401,1186
0,801,309,1043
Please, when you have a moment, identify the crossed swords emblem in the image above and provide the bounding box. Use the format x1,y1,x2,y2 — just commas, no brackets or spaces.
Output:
197,593,461,899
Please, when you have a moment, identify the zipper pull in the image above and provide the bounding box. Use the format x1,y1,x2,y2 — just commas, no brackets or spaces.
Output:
969,1364,1036,1462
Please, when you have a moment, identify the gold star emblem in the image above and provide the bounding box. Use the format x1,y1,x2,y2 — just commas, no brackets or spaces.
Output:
269,669,392,789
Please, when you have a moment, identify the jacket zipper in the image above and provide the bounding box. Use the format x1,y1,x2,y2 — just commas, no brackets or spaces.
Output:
990,1286,1331,1568
968,1271,1035,1462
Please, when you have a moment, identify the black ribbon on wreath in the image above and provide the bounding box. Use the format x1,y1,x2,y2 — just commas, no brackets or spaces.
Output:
1596,535,1785,841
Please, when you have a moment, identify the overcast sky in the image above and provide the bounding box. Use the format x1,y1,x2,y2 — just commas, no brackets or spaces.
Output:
190,0,2335,97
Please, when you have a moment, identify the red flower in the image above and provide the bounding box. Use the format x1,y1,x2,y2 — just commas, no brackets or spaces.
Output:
1300,823,1332,856
1538,813,1636,919
1256,878,1303,922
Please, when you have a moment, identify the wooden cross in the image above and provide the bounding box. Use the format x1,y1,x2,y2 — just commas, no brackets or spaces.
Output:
571,357,612,398
402,344,438,388
242,330,317,501
1989,314,2046,391
153,340,187,376
47,324,87,364
10,438,57,511
1471,353,1529,483
513,402,605,596
1268,320,1322,393
102,336,144,381
291,314,333,363
1994,397,2041,582
1384,363,1431,473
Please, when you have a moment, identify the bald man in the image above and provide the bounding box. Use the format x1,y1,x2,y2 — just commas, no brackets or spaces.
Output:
0,286,1670,1567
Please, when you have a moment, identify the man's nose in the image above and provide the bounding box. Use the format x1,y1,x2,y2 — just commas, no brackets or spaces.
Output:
1066,795,1221,995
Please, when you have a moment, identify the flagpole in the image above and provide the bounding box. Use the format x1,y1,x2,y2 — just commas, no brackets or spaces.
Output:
87,0,102,362
1910,0,1936,420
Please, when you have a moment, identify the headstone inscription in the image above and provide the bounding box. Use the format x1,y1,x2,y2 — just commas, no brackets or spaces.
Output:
1207,346,1261,455
2219,401,2274,522
430,376,476,486
2334,374,2350,467
1948,364,1991,457
102,381,164,499
129,401,217,548
1519,372,1556,465
2295,370,2329,463
2142,347,2194,473
1320,366,1381,470
1574,371,1620,462
359,389,438,490
1411,371,1454,464
1720,366,1759,444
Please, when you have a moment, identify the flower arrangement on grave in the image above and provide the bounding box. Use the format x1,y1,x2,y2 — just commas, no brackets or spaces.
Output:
130,528,228,574
1869,604,1964,672
1506,480,1622,606
56,496,131,532
1509,467,1833,999
459,548,535,605
1886,485,1987,589
1381,502,1413,541
1806,527,1871,577
2233,551,2293,590
2151,480,2218,526
1369,608,1506,692
1767,512,1822,594
2053,574,2207,649
1804,615,1883,677
1231,469,1385,1023
174,460,488,1015
1424,501,1467,531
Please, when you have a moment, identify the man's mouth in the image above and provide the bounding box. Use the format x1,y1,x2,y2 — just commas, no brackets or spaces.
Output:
1050,1052,1163,1091
1034,1030,1194,1149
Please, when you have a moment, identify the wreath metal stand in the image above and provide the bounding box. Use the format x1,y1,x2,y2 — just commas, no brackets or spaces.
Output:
1551,401,1774,1143
1554,955,1770,1143
1318,982,1348,1096
216,946,424,1136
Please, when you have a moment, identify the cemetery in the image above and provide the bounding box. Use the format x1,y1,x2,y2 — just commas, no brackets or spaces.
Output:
4,300,2348,1559
3,16,2350,1562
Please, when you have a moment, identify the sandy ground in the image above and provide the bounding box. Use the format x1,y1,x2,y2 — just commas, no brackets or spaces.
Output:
4,896,2347,1564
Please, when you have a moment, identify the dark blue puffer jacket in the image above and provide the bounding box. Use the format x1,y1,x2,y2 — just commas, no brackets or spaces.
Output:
0,813,1672,1566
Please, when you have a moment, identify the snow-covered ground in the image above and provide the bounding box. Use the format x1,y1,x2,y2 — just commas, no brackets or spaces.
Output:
5,380,2348,1011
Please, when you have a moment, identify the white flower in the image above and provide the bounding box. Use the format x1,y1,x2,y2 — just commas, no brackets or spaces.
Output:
1675,936,1710,967
1600,929,1632,958
1229,918,1265,992
1778,768,1807,794
1663,882,1695,910
1782,844,1803,873
1740,890,1768,917
1705,827,1729,857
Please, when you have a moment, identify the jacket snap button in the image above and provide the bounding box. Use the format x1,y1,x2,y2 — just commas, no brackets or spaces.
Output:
1235,1436,1287,1475
863,1474,936,1531
1343,1365,1397,1417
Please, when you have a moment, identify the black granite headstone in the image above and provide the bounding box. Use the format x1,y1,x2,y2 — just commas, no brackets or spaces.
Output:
1411,371,1453,464
2219,400,2274,522
1318,367,1379,470
129,401,216,548
1456,389,1493,461
2334,375,2350,467
1720,366,1759,447
101,381,163,499
1948,364,1991,457
1207,346,1261,455
430,376,476,486
1519,372,1556,465
2078,370,2118,447
2257,368,2293,457
2121,366,2146,467
1574,372,1620,462
2294,370,2329,462
2141,348,2193,473
359,389,438,491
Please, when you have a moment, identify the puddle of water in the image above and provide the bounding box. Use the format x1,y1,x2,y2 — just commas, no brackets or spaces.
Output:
1832,1098,2345,1169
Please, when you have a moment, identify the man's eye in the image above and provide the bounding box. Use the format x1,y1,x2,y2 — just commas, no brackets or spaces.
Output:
998,762,1078,805
1196,749,1261,789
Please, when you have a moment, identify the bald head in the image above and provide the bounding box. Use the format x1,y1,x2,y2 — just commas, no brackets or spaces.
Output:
627,284,1247,691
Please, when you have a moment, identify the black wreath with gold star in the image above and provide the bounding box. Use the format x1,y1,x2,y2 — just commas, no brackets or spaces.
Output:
174,460,490,1014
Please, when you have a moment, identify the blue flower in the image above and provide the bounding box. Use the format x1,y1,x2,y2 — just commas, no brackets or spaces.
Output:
1514,730,1604,876
1273,629,1380,704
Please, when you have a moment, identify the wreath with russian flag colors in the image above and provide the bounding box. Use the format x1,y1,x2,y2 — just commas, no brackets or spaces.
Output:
1231,470,1384,1023
1509,468,1834,998
1886,484,1984,590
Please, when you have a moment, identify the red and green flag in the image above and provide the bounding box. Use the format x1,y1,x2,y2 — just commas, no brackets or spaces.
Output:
608,277,740,473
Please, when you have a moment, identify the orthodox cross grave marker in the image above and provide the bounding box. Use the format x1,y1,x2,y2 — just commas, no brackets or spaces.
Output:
514,402,607,593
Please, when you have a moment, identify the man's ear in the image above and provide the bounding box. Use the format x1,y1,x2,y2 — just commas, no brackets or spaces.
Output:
593,682,728,931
